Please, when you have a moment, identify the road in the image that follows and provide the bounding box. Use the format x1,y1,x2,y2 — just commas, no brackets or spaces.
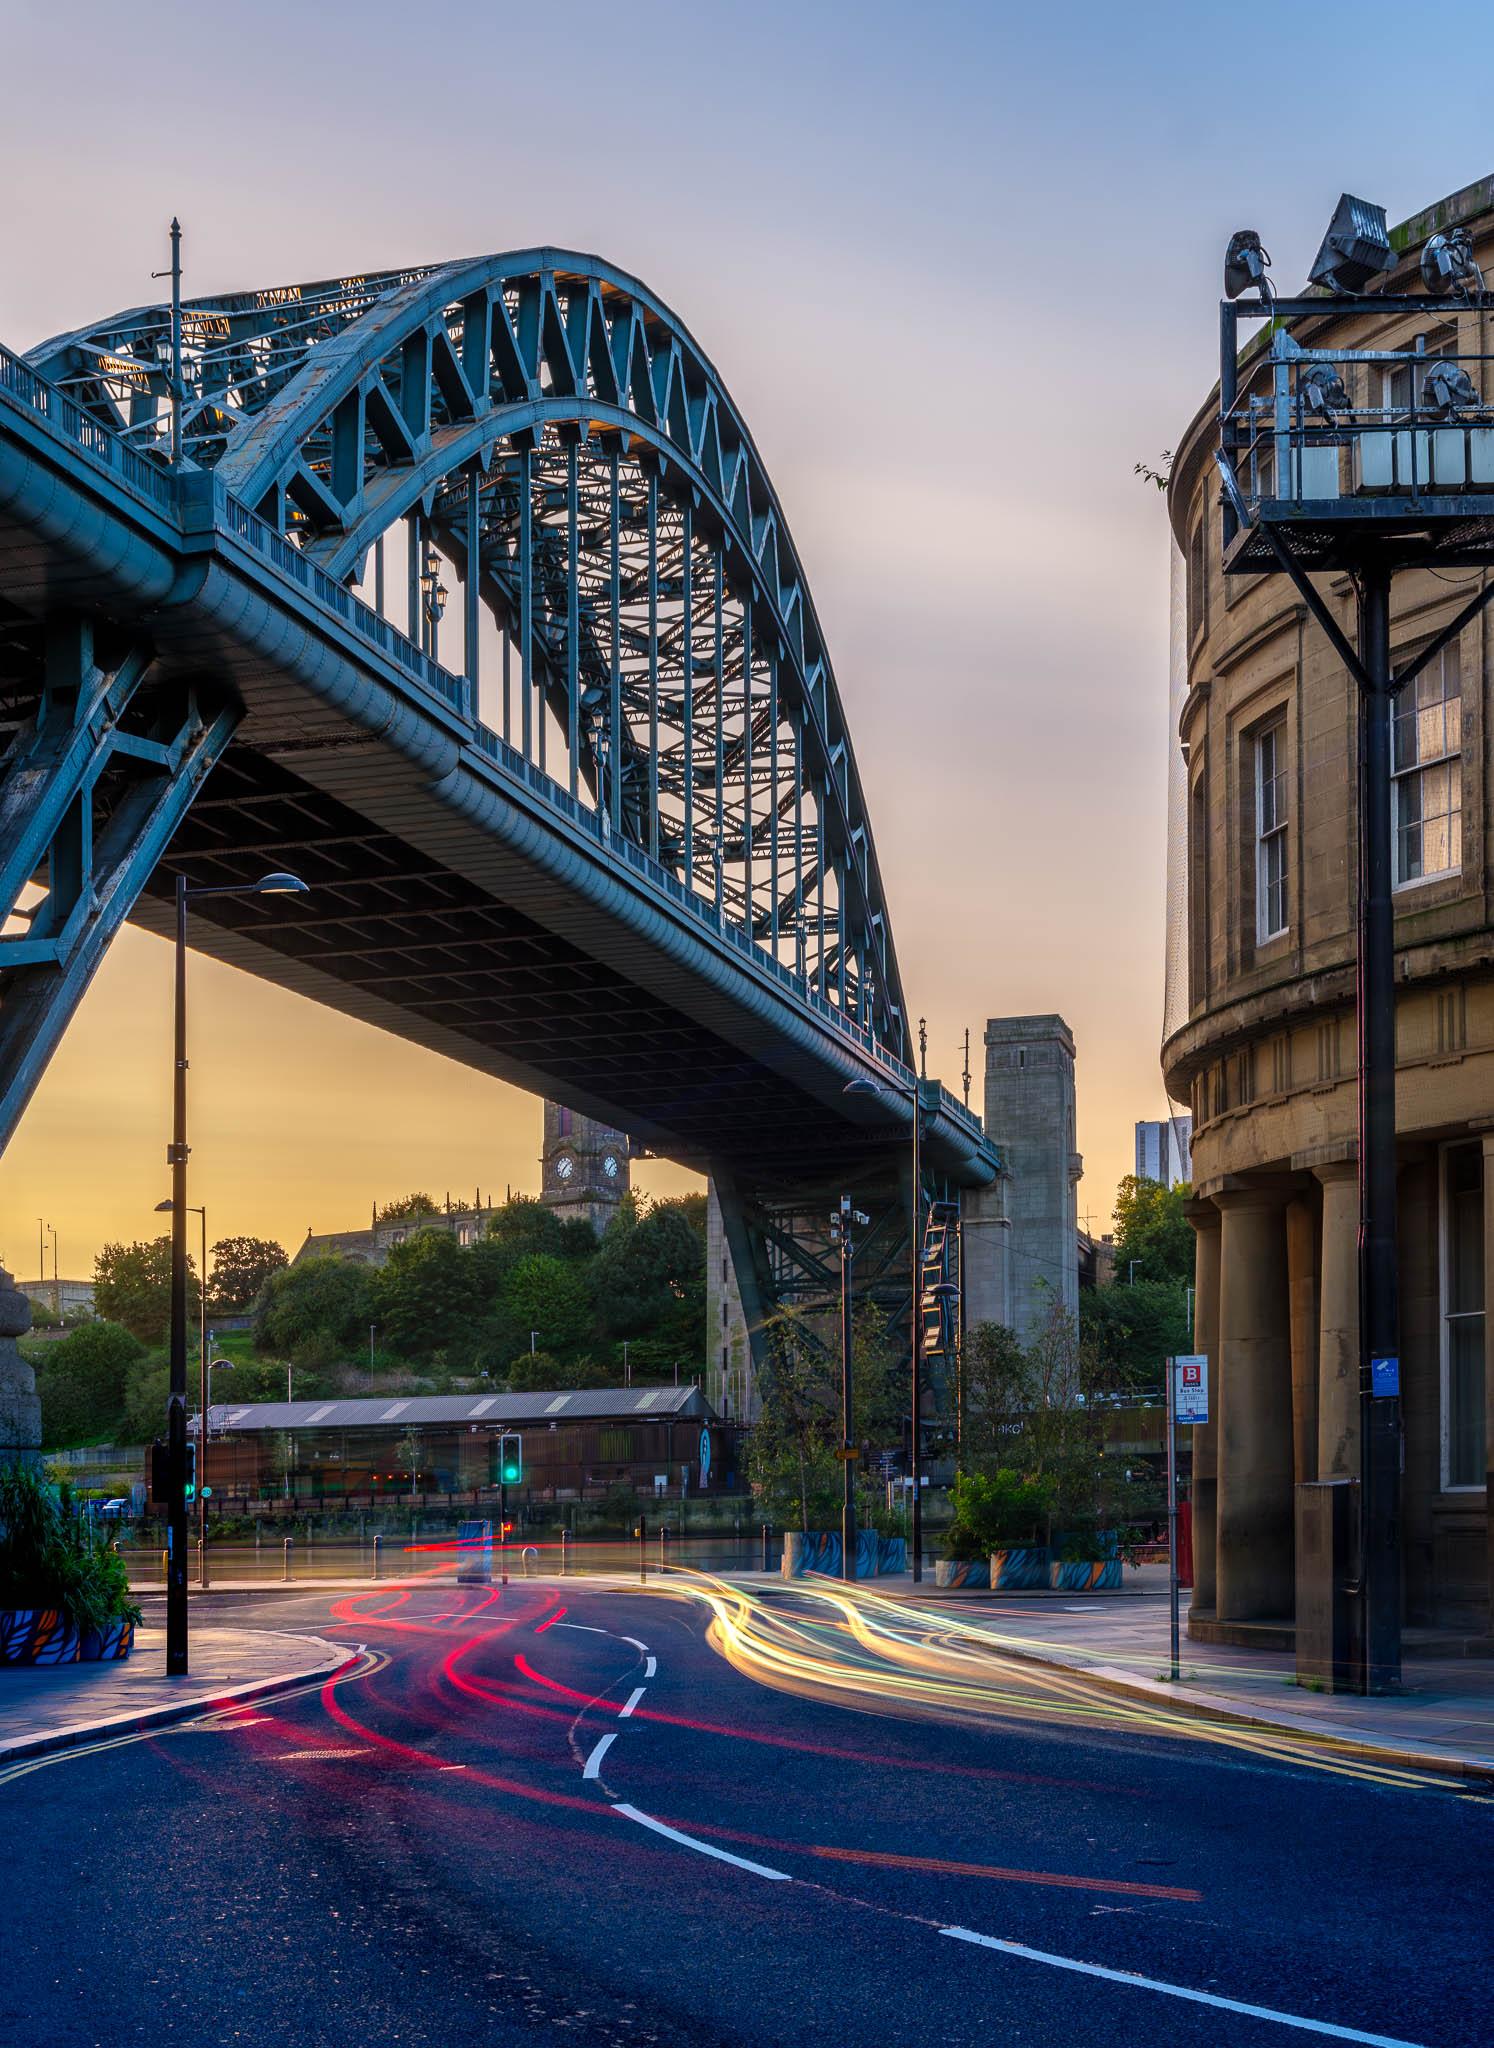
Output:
3,1572,1488,2048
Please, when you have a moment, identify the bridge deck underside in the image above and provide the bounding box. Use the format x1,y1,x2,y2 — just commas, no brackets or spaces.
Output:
136,745,880,1188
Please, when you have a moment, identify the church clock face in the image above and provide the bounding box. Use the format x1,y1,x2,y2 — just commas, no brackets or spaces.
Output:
602,1154,620,1181
555,1153,576,1184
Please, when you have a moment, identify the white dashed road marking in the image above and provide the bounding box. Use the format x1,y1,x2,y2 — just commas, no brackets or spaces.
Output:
583,1732,618,1780
618,1687,646,1719
938,1928,1425,2047
611,1803,792,1881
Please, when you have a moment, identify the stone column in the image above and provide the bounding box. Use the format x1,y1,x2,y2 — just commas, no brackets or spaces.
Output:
1185,1198,1220,1617
0,1266,39,1464
1286,1193,1319,1487
1215,1185,1295,1621
1481,1135,1494,1631
1314,1161,1360,1479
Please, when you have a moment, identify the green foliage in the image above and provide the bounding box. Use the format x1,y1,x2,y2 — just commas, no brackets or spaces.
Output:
208,1235,287,1312
34,1321,143,1447
376,1192,440,1224
506,1349,598,1392
944,1470,1055,1558
590,1197,706,1351
746,1303,898,1532
1111,1173,1194,1286
253,1255,375,1364
495,1253,593,1361
121,1355,170,1445
93,1238,199,1347
371,1230,476,1362
0,1462,141,1632
1081,1278,1189,1390
483,1196,571,1259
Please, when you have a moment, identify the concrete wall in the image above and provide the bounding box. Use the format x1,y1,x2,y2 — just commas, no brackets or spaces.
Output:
982,1015,1080,1346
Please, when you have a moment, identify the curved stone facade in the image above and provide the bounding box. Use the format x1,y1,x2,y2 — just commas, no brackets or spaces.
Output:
1166,176,1494,1635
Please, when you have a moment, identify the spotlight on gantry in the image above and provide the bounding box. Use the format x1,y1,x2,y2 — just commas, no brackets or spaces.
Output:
1423,359,1482,420
1421,226,1483,302
1308,193,1395,294
1225,229,1274,301
1298,363,1351,426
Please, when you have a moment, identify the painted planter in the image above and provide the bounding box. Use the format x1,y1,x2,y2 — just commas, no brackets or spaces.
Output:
0,1608,81,1665
935,1557,991,1589
1049,1558,1122,1592
783,1531,909,1579
989,1547,1050,1590
79,1617,135,1661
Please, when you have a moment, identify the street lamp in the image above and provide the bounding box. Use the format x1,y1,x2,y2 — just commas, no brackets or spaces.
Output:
830,1195,869,1582
157,1195,210,1587
162,867,308,1676
844,1068,934,1582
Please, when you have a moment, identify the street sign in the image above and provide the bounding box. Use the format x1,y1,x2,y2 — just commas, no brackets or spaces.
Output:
1371,1355,1400,1397
1173,1354,1209,1425
698,1426,711,1486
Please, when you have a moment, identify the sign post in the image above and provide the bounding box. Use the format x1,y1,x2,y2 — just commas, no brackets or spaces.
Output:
1167,1356,1209,1683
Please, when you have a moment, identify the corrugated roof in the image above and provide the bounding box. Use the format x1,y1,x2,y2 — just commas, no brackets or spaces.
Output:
217,1385,713,1431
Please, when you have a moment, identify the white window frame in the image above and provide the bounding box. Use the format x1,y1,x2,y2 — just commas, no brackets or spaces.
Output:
1438,1138,1486,1494
1254,717,1288,943
1393,640,1462,890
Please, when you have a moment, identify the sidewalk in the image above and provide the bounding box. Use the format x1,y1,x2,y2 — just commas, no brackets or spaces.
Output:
856,1565,1494,1783
0,1625,354,1764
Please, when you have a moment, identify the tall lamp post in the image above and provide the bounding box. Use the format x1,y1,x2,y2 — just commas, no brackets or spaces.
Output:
845,1069,935,1582
156,1197,209,1585
830,1195,869,1581
163,868,307,1676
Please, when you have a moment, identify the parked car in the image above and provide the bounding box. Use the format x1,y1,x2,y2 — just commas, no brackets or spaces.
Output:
96,1498,129,1519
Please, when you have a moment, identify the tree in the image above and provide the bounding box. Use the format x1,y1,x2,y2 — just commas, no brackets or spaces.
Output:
370,1229,475,1362
747,1303,902,1532
494,1253,593,1361
94,1239,198,1346
1081,1279,1189,1391
591,1197,706,1352
208,1236,288,1312
122,1354,171,1445
1111,1174,1194,1286
505,1349,598,1393
34,1322,143,1445
253,1255,374,1365
376,1192,441,1225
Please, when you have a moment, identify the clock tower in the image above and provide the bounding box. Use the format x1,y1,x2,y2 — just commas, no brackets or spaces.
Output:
540,1101,630,1234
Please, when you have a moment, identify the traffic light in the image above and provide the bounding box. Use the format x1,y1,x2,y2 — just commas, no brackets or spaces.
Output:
150,1438,197,1504
498,1433,523,1485
184,1440,197,1502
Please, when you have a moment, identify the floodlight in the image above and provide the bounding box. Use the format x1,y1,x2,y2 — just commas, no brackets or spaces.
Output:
1423,359,1482,419
1298,363,1351,425
1308,194,1395,294
1224,230,1273,302
1421,228,1482,301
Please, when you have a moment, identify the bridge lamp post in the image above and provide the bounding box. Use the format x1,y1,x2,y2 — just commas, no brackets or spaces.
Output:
419,547,448,659
163,868,308,1677
844,1071,936,1582
156,1196,210,1584
830,1195,870,1581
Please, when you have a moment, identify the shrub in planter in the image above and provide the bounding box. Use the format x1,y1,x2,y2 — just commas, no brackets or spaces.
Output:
1049,1524,1124,1591
0,1461,141,1664
943,1470,1054,1559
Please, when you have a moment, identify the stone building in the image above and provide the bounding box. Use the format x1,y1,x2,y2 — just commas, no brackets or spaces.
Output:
1166,174,1494,1640
964,1015,1082,1346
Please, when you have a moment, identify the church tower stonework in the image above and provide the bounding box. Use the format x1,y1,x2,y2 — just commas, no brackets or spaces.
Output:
540,1102,630,1235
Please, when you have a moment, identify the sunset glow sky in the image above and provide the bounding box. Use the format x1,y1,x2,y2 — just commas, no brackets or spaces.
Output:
3,0,1491,1281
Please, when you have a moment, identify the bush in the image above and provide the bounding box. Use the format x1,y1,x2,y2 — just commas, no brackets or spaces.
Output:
943,1470,1055,1559
254,1256,374,1363
0,1462,141,1632
35,1322,144,1446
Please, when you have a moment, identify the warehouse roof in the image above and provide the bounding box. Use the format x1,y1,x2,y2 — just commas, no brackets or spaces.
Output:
217,1385,714,1431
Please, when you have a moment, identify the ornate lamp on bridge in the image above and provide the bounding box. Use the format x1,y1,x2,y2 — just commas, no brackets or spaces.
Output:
162,868,307,1677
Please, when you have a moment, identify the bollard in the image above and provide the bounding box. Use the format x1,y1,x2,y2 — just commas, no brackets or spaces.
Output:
659,1525,668,1571
283,1535,294,1583
162,1547,169,1585
254,1520,262,1560
639,1514,648,1585
373,1532,383,1581
761,1521,772,1573
560,1528,570,1578
196,1538,205,1586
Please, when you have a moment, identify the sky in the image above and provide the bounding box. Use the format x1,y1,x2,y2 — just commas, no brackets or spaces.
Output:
3,0,1493,1281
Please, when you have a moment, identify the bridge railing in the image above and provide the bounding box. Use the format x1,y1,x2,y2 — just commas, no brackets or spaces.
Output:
0,346,986,1148
0,345,179,516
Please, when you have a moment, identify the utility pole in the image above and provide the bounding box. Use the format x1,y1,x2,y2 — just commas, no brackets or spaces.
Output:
836,1194,856,1582
165,874,190,1675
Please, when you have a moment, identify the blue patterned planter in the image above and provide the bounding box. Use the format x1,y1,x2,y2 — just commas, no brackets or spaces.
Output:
1049,1558,1122,1592
935,1558,991,1589
0,1608,80,1664
783,1532,909,1579
79,1617,135,1661
990,1547,1051,1590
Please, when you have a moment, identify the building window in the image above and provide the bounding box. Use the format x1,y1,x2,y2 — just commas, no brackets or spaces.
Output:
1440,1142,1485,1491
557,1105,572,1137
1393,641,1461,887
1382,327,1457,414
1255,719,1288,941
1187,516,1206,645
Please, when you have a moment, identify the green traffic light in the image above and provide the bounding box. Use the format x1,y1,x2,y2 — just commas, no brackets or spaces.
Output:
501,1461,520,1484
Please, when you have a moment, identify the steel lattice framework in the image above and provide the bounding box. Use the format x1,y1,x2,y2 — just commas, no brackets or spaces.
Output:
30,252,904,1059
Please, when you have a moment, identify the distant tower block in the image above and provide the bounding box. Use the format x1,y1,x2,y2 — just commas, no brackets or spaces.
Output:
541,1101,631,1235
979,1015,1081,1345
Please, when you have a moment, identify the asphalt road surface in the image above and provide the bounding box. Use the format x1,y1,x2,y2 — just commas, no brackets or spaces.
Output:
4,1573,1488,2048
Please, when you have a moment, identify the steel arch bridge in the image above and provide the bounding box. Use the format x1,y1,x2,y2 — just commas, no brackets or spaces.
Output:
0,248,997,1375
